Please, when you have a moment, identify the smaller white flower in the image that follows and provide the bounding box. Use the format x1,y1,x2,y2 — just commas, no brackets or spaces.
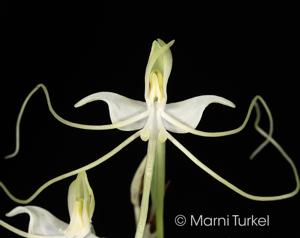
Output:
65,171,95,238
0,171,100,238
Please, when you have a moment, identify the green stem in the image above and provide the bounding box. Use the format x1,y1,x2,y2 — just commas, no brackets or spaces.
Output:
151,141,166,238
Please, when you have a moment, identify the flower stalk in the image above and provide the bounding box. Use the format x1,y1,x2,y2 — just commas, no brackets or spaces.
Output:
151,141,166,238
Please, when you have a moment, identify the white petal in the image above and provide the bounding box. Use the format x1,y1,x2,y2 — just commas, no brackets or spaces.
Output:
6,206,67,236
163,95,236,133
75,92,147,131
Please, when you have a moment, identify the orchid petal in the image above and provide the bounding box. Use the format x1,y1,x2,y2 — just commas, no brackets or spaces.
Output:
65,171,95,238
163,95,236,133
6,206,67,236
75,92,147,131
144,39,174,101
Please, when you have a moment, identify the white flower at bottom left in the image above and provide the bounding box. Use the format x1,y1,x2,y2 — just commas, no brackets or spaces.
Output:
1,171,101,238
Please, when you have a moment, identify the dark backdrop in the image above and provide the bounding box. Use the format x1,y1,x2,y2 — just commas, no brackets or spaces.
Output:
1,4,299,238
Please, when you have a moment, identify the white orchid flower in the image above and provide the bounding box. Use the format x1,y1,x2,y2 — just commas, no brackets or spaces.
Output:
0,171,100,238
1,39,299,238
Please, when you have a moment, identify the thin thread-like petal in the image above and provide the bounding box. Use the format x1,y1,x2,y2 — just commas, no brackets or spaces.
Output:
75,92,147,131
166,131,300,201
163,95,235,133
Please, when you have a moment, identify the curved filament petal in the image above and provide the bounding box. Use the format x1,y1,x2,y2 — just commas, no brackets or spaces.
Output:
0,131,140,204
4,84,147,160
166,131,299,201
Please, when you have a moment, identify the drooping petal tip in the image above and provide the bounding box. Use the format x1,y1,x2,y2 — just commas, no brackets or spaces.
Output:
164,95,236,133
6,206,67,236
74,92,147,131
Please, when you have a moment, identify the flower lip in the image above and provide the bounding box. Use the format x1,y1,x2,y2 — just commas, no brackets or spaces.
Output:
144,39,175,104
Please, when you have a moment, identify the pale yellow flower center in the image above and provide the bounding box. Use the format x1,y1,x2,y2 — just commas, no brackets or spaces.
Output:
148,70,164,103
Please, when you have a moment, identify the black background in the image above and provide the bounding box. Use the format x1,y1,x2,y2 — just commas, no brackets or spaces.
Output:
0,3,299,238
